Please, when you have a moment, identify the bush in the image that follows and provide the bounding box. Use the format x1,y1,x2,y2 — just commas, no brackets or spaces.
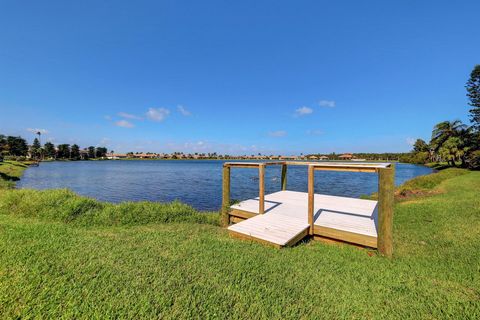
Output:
411,151,429,164
399,151,429,164
466,150,480,170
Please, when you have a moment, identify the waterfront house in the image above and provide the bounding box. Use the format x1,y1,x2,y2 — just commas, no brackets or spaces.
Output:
107,153,128,159
339,153,354,160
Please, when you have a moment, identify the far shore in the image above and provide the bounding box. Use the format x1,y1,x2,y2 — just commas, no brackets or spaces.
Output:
34,157,402,163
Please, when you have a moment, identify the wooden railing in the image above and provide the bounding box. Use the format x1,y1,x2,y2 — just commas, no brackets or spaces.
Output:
221,161,395,257
222,162,285,222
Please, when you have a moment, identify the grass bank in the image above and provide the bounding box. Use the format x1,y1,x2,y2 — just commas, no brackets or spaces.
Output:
0,166,479,318
0,160,30,188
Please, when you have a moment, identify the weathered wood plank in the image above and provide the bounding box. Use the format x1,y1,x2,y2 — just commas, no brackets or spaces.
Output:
259,164,265,214
224,161,391,170
285,228,309,247
378,165,395,257
308,165,315,235
281,164,287,190
283,161,391,169
229,209,258,219
230,216,245,224
221,165,230,227
313,225,378,248
313,166,377,173
228,214,309,246
229,230,282,249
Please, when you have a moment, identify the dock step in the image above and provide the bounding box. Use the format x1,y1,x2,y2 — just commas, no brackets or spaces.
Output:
228,214,310,248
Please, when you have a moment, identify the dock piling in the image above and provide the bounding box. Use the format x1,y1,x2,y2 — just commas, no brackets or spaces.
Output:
221,164,231,227
308,165,315,235
378,164,395,258
259,164,265,214
281,164,287,190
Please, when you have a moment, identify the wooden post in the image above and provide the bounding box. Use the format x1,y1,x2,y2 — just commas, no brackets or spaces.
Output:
378,164,395,258
281,164,287,190
308,165,315,235
221,164,231,227
259,164,265,214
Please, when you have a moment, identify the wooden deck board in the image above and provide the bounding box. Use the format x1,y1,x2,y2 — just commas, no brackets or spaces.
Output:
229,190,378,247
228,214,310,247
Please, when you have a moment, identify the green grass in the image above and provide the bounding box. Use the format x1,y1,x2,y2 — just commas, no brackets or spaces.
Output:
0,168,479,318
0,160,30,189
395,167,468,199
0,188,218,226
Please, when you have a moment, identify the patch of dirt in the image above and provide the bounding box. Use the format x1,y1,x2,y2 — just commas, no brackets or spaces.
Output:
395,189,442,202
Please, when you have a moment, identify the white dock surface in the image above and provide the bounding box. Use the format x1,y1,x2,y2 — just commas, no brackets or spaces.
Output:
228,190,378,246
228,214,309,246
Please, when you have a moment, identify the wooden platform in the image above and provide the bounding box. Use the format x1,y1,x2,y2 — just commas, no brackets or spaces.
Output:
227,191,378,248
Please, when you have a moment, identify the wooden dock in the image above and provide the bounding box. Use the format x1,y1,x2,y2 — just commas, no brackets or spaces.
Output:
228,190,378,248
222,161,395,256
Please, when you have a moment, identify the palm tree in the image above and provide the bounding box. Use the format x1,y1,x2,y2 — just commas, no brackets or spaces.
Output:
438,137,469,167
36,131,42,160
431,120,467,152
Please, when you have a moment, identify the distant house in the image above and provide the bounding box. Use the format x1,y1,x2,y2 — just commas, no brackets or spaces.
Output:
339,153,354,160
279,155,296,160
107,153,128,159
319,155,329,160
80,150,89,160
308,155,319,160
133,153,158,159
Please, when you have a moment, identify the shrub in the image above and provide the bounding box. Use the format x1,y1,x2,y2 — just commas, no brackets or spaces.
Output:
399,152,429,164
466,150,480,170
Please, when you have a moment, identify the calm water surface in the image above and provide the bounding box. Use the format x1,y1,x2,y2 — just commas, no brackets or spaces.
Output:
18,161,434,211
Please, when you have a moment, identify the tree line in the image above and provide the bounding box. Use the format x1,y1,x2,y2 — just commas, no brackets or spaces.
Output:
402,65,480,169
0,135,108,161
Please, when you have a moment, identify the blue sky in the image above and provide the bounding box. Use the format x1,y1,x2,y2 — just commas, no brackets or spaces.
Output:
1,0,479,155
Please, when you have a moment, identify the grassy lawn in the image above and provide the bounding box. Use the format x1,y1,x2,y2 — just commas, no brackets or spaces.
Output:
0,164,479,318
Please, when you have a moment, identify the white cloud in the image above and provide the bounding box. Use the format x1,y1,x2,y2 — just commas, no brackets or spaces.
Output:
177,105,191,116
318,100,336,108
268,130,287,137
115,120,134,128
99,137,111,146
27,128,48,134
307,129,323,136
146,107,170,122
406,137,416,146
294,106,313,117
118,112,143,120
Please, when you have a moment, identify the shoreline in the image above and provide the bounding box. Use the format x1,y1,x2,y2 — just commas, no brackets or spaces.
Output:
42,158,402,162
3,159,445,207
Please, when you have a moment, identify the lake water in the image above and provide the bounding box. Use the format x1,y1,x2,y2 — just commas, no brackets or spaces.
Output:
17,161,434,211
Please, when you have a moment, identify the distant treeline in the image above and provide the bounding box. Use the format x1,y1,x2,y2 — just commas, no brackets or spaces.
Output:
305,153,409,161
0,134,108,161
